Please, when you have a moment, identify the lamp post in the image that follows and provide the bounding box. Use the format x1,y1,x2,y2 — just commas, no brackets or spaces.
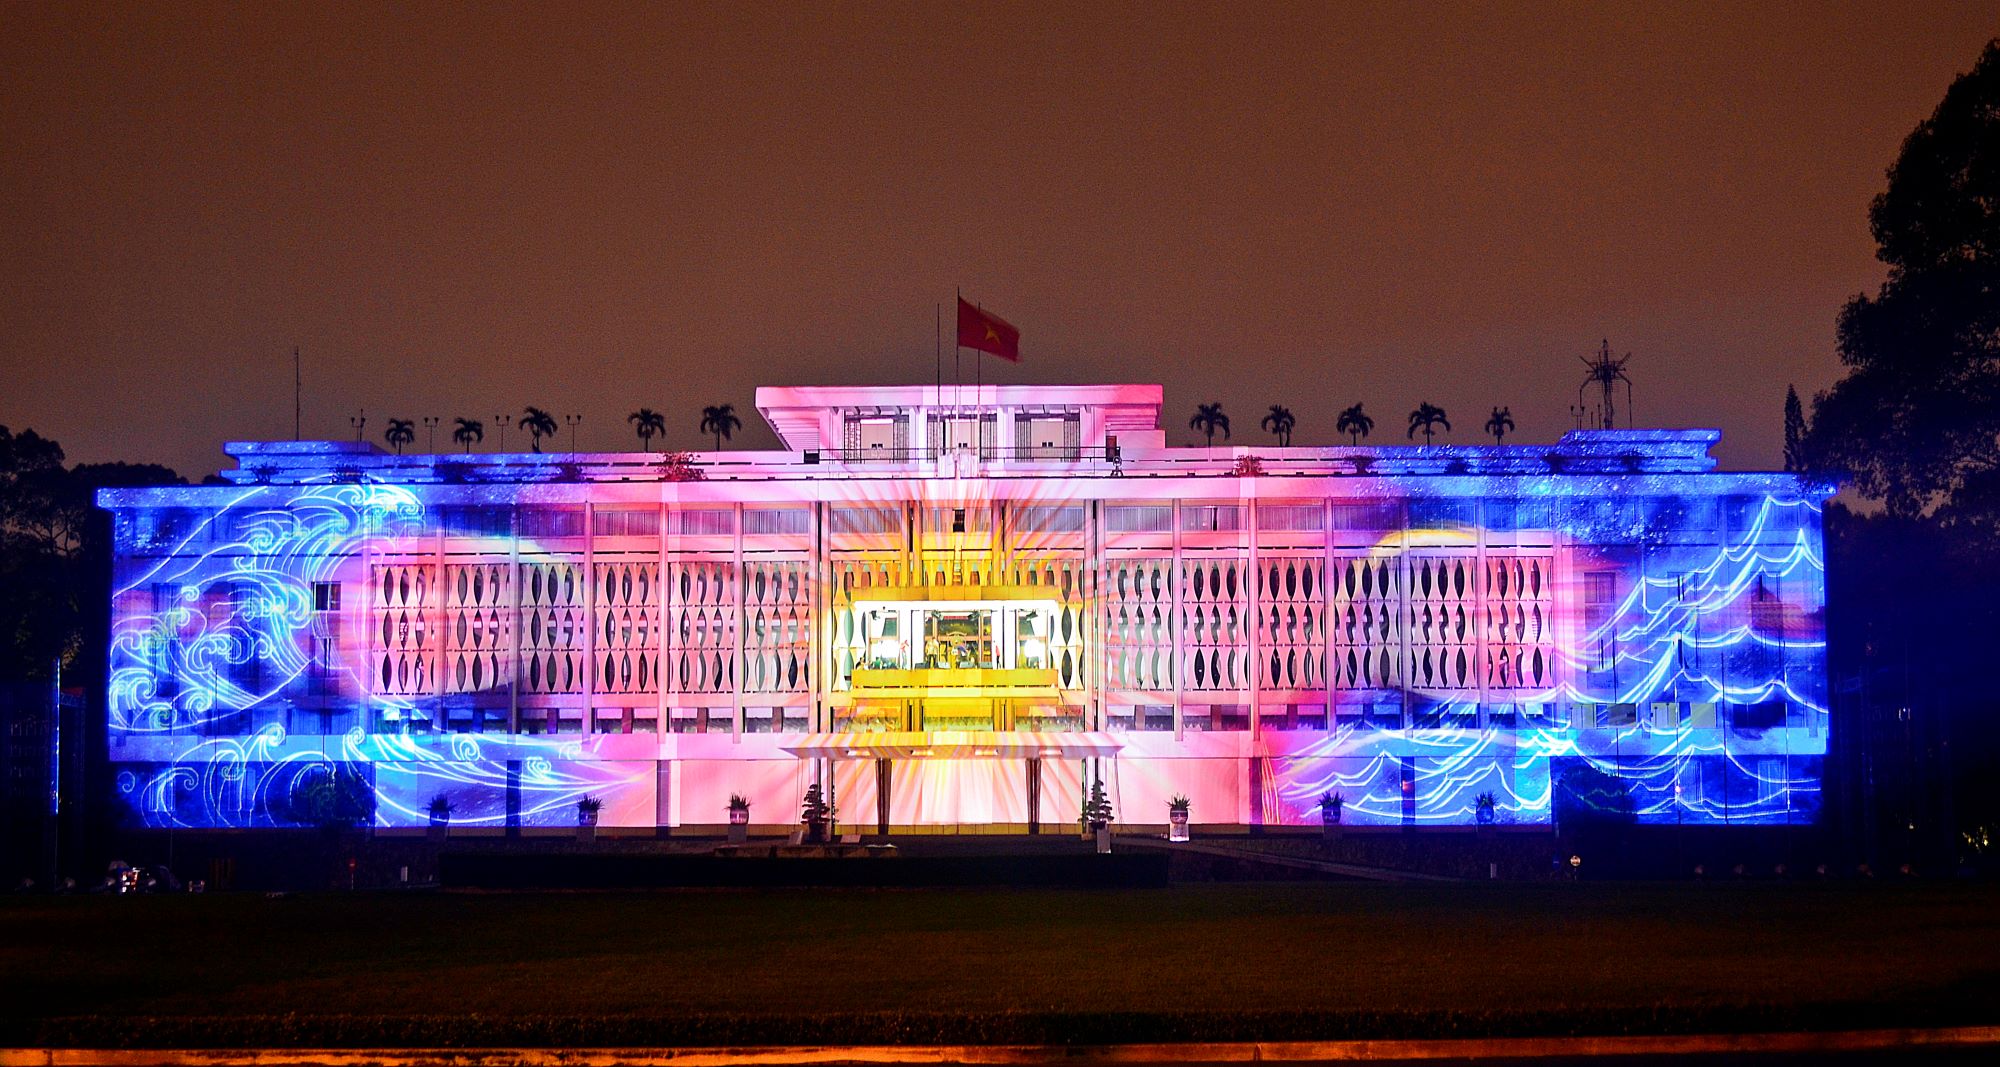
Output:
564,414,583,452
421,416,440,452
349,410,366,442
1674,782,1684,878
492,414,513,452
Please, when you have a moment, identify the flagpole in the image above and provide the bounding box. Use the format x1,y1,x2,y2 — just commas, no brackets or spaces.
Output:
954,287,962,414
934,302,941,400
976,301,983,409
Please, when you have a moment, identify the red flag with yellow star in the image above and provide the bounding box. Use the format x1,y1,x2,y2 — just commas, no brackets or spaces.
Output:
956,297,1020,362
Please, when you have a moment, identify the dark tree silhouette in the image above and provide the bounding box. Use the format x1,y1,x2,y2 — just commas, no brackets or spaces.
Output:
1336,403,1373,445
629,408,666,451
1189,403,1230,446
1407,402,1450,444
699,404,742,450
520,406,559,453
383,418,416,455
1484,406,1515,444
1783,386,1807,473
1806,39,2000,517
2,426,185,682
451,418,483,453
1261,405,1295,446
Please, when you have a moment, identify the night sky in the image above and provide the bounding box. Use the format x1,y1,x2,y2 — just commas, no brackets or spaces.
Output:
4,2,1995,478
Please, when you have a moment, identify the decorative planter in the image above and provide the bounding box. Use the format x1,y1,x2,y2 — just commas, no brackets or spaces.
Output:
577,809,598,843
1321,813,1343,841
428,815,449,843
805,820,827,844
728,807,750,844
1168,810,1190,842
1093,822,1112,854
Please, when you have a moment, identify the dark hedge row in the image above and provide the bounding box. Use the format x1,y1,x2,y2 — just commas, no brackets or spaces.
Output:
5,995,1998,1050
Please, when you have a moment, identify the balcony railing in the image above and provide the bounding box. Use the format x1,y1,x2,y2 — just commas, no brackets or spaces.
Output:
847,667,1061,698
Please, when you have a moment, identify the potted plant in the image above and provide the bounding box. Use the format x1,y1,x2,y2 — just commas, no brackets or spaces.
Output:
727,793,751,844
426,794,452,843
1167,794,1191,842
576,795,602,842
800,783,834,844
1475,790,1498,829
1081,778,1115,854
1319,790,1344,840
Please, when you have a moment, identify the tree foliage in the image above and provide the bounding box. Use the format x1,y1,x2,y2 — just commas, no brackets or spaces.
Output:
699,404,741,450
1,426,183,683
1807,39,2000,518
1782,387,1806,473
1335,403,1373,445
1260,405,1295,446
1189,403,1230,446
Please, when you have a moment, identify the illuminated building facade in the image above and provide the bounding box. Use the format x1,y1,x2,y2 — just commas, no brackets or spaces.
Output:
98,383,1830,832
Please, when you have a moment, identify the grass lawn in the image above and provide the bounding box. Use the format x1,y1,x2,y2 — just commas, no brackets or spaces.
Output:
3,882,1997,1046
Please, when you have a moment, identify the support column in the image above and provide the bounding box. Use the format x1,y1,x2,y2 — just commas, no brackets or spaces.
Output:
875,757,891,835
582,502,596,735
732,503,745,739
1171,500,1184,738
1027,757,1042,834
508,507,521,734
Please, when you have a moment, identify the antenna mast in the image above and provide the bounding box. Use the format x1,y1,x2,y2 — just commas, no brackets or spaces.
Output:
1577,339,1635,430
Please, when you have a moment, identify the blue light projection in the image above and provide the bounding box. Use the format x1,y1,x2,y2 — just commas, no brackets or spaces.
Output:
1270,495,1826,826
105,482,654,828
100,452,1829,830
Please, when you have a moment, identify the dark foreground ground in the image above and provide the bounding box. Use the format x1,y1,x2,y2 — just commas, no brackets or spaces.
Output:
3,881,1995,1047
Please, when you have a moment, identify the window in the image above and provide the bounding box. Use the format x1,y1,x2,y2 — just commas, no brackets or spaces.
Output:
1408,499,1476,528
1014,505,1085,534
1329,501,1399,531
134,508,206,548
440,506,511,537
1181,505,1242,532
228,645,262,692
1732,700,1788,731
744,508,810,535
926,506,989,534
309,638,338,696
1106,505,1172,533
1014,411,1081,458
929,413,997,456
1256,503,1323,531
676,509,734,536
843,413,907,458
312,582,341,613
594,508,660,537
520,508,585,538
1486,497,1553,529
829,507,899,535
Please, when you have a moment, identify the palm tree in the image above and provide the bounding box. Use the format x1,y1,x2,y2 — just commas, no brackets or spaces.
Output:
1336,403,1373,445
699,403,742,450
383,418,416,455
1261,405,1296,446
1484,406,1515,444
629,408,666,451
1189,403,1230,447
1406,402,1450,444
452,417,484,453
520,406,559,452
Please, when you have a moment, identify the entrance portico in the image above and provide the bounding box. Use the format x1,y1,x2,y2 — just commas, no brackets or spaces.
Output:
784,731,1122,835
